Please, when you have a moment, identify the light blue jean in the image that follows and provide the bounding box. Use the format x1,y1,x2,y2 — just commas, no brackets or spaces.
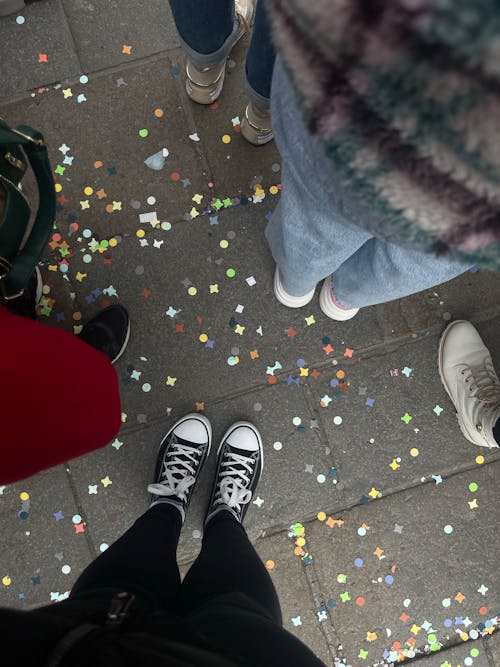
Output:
168,0,275,111
265,58,469,308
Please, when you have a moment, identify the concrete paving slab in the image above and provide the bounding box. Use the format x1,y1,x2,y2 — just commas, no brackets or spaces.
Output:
409,640,491,667
63,379,334,563
0,56,211,231
169,42,283,197
254,531,334,666
61,0,179,72
488,633,500,667
303,461,499,667
377,270,500,340
0,466,93,609
307,319,500,513
60,203,384,420
0,0,81,100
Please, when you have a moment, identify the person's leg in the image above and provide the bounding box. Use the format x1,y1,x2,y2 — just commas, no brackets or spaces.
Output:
330,237,469,309
70,503,182,610
265,57,374,297
181,510,282,623
168,0,235,68
244,0,275,110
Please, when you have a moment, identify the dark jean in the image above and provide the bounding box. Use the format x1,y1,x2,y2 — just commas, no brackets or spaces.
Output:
68,504,281,620
168,0,275,106
40,505,325,665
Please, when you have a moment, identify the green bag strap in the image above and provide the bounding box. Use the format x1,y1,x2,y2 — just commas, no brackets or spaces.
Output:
0,124,55,298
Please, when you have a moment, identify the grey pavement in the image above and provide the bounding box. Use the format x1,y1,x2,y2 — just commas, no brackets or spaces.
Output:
0,2,499,666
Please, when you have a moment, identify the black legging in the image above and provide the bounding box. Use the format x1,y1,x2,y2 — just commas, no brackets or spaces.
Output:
69,504,282,623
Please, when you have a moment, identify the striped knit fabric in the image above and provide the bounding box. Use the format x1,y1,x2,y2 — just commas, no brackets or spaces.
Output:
266,0,500,269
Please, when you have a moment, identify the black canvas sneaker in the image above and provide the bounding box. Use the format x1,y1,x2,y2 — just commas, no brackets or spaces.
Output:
79,304,130,364
205,421,263,526
148,414,212,522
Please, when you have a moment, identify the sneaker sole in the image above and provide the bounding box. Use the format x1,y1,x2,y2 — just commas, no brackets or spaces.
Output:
319,279,359,321
437,319,487,447
273,268,315,308
111,315,131,365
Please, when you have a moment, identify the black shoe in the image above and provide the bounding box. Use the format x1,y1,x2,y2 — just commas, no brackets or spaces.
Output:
78,305,130,364
1,266,42,320
148,414,212,523
205,421,263,526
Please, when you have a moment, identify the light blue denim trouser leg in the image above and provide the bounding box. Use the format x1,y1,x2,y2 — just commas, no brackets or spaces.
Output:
265,58,469,309
168,0,275,110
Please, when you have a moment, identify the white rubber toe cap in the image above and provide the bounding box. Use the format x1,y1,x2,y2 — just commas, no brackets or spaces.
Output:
225,422,261,452
173,414,211,444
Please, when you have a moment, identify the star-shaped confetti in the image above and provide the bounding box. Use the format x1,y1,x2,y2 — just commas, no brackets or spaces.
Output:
101,476,112,487
166,376,177,387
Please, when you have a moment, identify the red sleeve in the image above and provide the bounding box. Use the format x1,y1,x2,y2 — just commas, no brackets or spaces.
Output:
0,306,121,484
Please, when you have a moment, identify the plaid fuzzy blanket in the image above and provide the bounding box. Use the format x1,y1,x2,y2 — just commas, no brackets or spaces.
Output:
266,0,500,269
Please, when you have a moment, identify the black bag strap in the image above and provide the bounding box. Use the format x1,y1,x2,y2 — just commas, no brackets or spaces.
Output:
0,123,55,298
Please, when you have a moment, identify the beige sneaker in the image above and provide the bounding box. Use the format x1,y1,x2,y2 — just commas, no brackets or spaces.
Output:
241,102,273,145
185,0,256,105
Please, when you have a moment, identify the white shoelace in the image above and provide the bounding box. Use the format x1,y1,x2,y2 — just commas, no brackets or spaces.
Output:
464,362,500,405
147,440,201,502
213,451,256,511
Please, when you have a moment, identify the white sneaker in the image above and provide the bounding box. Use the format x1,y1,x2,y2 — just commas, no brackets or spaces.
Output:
438,320,500,448
319,278,359,321
273,267,315,308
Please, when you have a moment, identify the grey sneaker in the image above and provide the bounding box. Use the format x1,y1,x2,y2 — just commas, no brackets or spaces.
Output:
185,0,256,104
240,102,273,145
439,320,500,448
148,414,212,522
205,421,263,525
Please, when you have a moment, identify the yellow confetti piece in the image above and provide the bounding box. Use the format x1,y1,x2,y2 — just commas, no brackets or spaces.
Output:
166,376,177,387
187,286,197,296
476,455,484,464
199,334,208,343
84,186,93,196
2,576,11,586
55,183,63,193
317,511,326,521
269,185,279,195
20,492,29,501
410,447,419,457
75,272,87,282
222,134,231,144
209,284,219,293
136,229,145,238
